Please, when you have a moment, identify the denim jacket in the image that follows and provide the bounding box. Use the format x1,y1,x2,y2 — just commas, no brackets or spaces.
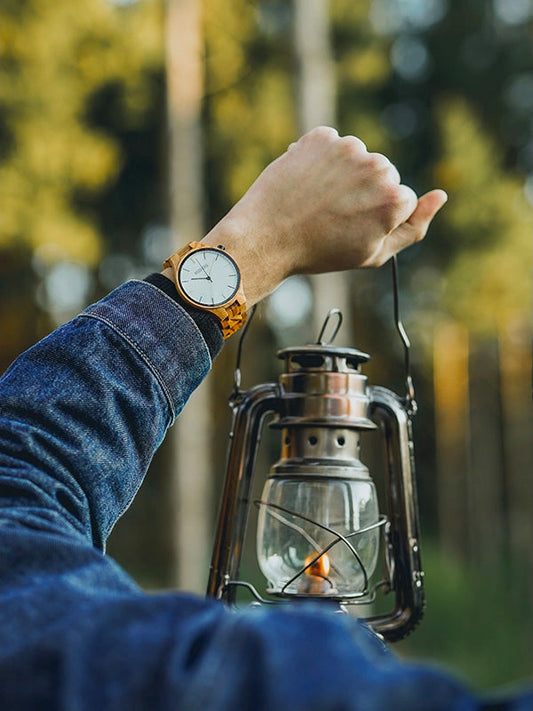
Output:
1,279,531,711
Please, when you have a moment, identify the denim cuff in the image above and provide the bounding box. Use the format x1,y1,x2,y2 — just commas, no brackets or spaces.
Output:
81,280,215,419
143,273,223,360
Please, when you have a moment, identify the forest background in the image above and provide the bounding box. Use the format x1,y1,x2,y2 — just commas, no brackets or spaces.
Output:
2,0,532,693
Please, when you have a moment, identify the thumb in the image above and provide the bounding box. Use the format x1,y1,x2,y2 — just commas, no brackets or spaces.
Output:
388,189,448,253
410,189,449,232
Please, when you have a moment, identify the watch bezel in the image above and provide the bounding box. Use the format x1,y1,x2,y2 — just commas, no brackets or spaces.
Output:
177,246,241,308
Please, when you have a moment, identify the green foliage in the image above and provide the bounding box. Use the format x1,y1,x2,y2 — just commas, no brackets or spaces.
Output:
432,98,532,332
0,0,163,266
397,542,533,692
204,0,296,219
3,0,530,329
333,0,392,153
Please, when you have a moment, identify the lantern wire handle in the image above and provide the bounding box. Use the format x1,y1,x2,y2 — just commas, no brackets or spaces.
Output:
391,255,417,417
232,304,257,398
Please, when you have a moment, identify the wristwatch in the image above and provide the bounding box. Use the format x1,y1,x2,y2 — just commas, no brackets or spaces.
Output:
163,241,247,339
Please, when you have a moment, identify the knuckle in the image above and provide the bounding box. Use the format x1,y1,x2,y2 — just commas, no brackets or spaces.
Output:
338,135,367,158
390,183,417,212
382,183,404,208
307,125,339,142
365,152,392,172
400,184,418,211
378,185,410,231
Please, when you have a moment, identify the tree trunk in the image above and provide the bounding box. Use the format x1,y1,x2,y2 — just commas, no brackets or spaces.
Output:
499,322,533,597
166,0,212,592
293,0,352,340
433,320,470,562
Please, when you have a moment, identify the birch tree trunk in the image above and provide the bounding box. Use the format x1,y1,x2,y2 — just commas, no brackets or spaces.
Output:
293,0,353,340
166,0,212,592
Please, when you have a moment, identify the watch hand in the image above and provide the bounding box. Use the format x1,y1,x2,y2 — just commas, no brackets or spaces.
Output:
192,256,211,278
209,253,219,277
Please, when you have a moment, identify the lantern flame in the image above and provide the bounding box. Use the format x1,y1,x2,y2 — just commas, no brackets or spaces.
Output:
297,552,335,595
304,552,330,579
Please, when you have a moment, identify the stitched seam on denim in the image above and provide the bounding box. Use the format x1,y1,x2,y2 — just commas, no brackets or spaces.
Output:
80,312,177,418
130,279,212,368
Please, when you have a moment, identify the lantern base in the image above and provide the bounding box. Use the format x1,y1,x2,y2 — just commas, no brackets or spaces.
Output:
222,578,391,607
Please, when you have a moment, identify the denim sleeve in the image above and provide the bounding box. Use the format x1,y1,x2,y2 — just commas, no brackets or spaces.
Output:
1,280,531,711
1,280,216,549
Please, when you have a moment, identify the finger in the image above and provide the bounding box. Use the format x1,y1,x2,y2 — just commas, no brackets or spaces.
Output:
290,126,340,154
340,135,367,153
387,189,448,252
405,189,448,238
305,126,340,142
368,152,401,184
392,183,419,226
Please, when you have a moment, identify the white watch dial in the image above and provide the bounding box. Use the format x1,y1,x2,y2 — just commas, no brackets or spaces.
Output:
178,248,240,307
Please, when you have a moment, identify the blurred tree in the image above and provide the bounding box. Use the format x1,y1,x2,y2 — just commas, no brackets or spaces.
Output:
202,0,299,537
166,0,212,595
1,0,164,270
203,0,296,225
426,0,533,174
433,97,532,333
333,0,393,154
0,0,169,581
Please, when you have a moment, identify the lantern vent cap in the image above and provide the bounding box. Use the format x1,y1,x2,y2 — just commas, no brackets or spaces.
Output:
277,345,371,374
277,308,370,373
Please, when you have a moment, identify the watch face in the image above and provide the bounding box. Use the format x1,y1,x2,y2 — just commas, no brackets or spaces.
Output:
178,248,240,307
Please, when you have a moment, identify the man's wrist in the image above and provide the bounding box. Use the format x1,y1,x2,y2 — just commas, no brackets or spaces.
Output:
201,215,288,307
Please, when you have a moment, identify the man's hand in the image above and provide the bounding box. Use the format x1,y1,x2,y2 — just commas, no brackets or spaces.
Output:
202,126,447,306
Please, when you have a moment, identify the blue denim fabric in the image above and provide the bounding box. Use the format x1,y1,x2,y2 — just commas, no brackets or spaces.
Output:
1,280,531,711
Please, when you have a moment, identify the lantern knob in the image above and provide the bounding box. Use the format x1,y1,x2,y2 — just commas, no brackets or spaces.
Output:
316,308,343,345
277,308,370,375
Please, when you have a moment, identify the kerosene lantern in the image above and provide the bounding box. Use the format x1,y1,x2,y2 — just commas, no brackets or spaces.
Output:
207,258,425,642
